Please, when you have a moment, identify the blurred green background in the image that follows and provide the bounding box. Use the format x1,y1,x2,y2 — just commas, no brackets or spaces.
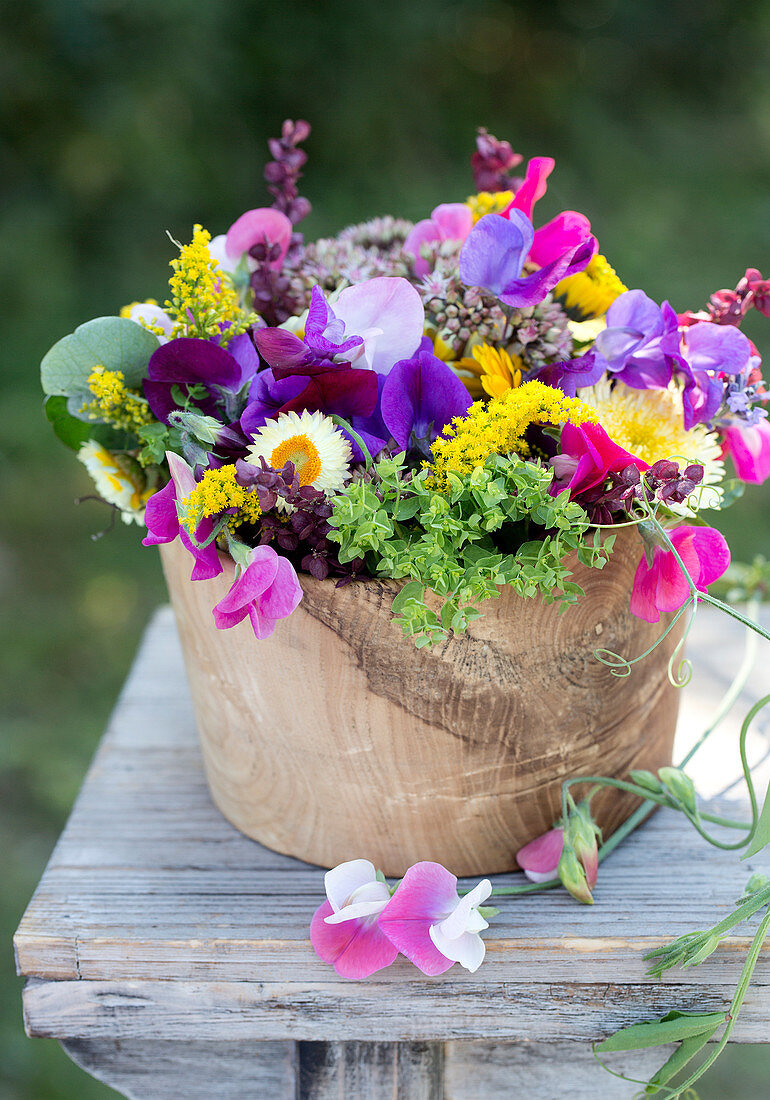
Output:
2,1,770,1096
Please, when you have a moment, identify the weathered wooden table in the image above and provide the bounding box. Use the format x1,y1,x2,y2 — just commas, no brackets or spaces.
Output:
15,606,770,1098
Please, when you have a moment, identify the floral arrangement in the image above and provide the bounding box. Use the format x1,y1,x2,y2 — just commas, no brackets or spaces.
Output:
43,122,770,1096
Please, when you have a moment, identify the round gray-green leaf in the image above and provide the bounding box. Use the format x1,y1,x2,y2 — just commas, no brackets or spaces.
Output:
41,316,159,396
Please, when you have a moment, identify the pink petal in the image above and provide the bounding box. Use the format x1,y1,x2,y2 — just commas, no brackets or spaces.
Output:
257,554,303,621
403,219,440,277
213,549,279,618
431,202,473,242
378,862,459,976
528,211,593,268
166,451,197,499
505,156,554,220
333,278,424,375
516,827,565,882
724,421,770,484
310,900,399,980
630,552,663,623
225,208,293,269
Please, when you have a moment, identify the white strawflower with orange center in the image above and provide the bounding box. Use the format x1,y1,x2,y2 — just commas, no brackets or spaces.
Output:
247,410,352,495
77,440,151,524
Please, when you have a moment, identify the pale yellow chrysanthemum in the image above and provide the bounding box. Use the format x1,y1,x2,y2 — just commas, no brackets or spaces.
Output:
247,410,352,497
78,441,151,525
578,379,725,513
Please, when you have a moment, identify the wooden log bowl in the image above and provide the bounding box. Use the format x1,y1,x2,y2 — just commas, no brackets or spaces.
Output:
159,528,683,877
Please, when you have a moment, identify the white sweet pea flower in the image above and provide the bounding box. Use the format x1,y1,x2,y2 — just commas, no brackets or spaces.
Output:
428,878,492,972
323,859,391,925
125,301,174,344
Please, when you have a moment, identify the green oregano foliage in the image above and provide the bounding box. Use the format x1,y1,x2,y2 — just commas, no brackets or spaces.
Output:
327,452,615,646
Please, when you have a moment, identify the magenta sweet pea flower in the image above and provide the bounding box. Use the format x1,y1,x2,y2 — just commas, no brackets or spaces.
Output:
378,862,492,975
142,452,223,581
212,544,302,638
550,421,648,498
630,525,731,624
502,156,554,220
516,828,564,883
309,859,398,980
459,210,596,310
722,419,770,484
380,338,472,454
404,203,474,277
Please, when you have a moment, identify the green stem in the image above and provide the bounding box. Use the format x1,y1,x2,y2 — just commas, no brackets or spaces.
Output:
656,908,770,1098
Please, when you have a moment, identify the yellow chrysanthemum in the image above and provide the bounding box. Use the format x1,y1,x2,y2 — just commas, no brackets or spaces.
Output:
430,380,598,489
78,441,152,524
579,379,725,511
465,191,514,224
464,343,524,399
556,254,627,320
180,465,262,533
81,365,154,433
247,410,352,497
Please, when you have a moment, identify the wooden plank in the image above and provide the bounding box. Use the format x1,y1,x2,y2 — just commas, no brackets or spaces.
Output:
444,1040,677,1099
13,604,770,1046
22,975,765,1042
298,1041,442,1099
61,1039,296,1099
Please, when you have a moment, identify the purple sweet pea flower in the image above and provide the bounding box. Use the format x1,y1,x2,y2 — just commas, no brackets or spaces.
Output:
256,279,424,379
674,322,753,429
593,290,681,389
144,333,259,424
459,211,596,310
381,338,472,453
531,349,605,397
212,544,302,638
142,452,223,581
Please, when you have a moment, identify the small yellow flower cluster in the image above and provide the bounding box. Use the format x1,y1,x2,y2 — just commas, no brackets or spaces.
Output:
181,464,262,533
430,380,598,489
165,225,249,340
460,344,524,399
465,190,514,224
555,253,627,320
82,365,154,433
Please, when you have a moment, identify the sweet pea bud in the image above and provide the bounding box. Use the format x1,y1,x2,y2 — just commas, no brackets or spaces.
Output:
629,769,664,795
168,410,225,446
557,843,594,905
658,767,698,815
567,799,601,888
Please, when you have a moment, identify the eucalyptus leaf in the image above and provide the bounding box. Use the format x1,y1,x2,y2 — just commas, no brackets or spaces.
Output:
44,396,132,452
594,1010,725,1053
41,316,159,396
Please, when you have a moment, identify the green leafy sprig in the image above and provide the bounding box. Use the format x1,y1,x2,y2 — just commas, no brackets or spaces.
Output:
327,451,614,646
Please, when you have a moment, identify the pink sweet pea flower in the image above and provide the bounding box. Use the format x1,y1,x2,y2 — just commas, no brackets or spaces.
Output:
516,828,564,883
403,203,474,277
212,544,302,638
378,862,492,975
142,452,223,582
214,207,293,274
550,421,648,499
309,860,398,980
630,525,731,624
723,419,770,484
